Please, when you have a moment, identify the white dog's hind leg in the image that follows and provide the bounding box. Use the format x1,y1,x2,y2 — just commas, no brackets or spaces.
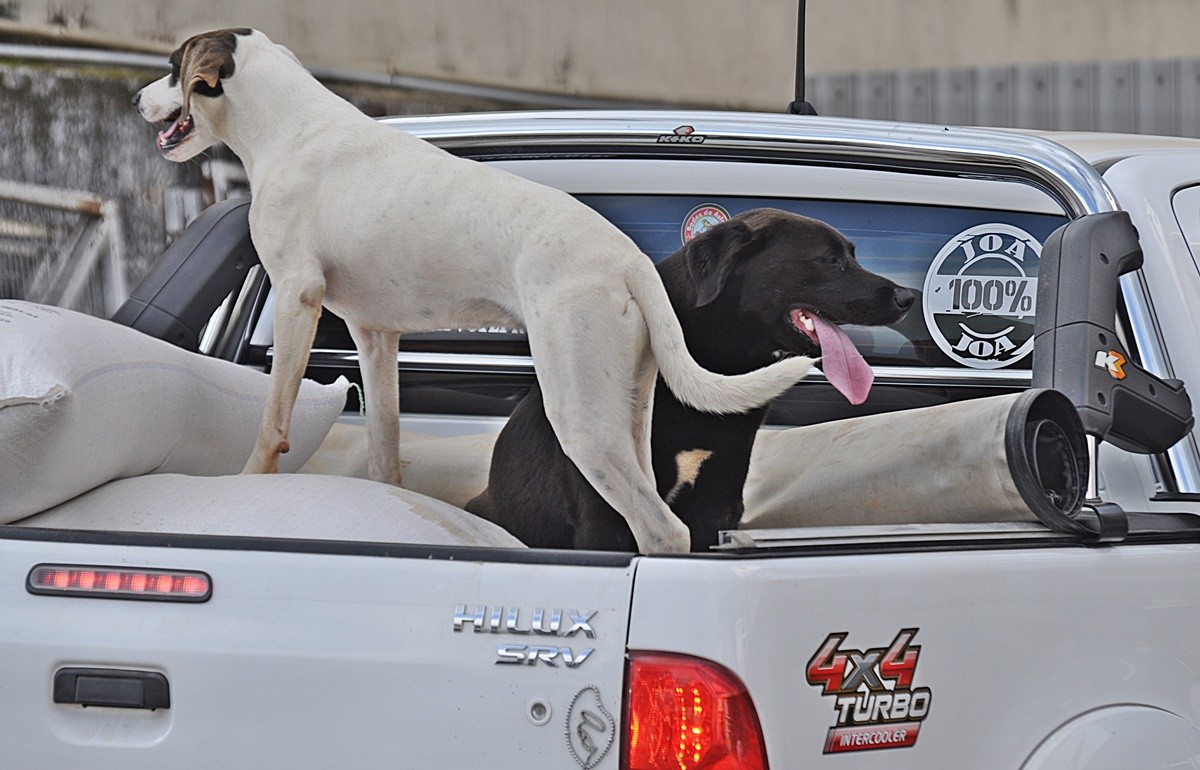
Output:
529,314,690,554
347,324,404,485
243,277,325,474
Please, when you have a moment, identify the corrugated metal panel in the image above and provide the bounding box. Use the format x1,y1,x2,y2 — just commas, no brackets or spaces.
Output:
1138,60,1178,136
807,57,1200,138
1012,64,1053,130
975,65,1013,129
1096,60,1135,134
855,71,894,120
1180,60,1200,137
894,69,934,124
933,68,974,126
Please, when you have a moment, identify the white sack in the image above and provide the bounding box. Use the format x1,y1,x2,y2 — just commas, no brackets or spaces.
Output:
0,301,349,521
16,473,525,548
300,422,497,508
743,393,1042,528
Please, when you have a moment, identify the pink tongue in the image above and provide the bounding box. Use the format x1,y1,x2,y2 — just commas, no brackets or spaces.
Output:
809,313,874,405
157,121,177,148
157,117,184,148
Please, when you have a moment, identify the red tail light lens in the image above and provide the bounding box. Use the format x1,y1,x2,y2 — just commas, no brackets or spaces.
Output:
625,652,768,770
27,564,211,602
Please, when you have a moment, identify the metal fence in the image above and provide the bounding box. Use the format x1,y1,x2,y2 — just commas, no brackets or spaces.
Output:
0,181,126,317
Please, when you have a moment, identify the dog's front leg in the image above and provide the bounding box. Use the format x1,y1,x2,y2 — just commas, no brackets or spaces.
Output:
242,277,325,474
347,324,403,486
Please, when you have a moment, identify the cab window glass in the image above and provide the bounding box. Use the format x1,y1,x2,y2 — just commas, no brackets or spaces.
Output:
578,195,1068,371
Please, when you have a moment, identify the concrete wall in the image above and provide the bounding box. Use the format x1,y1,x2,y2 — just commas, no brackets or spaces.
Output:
5,0,1200,110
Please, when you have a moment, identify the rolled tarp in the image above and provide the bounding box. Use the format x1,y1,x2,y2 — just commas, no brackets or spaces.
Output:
742,389,1088,529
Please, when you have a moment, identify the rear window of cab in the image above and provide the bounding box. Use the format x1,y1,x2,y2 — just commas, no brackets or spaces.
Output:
578,194,1068,372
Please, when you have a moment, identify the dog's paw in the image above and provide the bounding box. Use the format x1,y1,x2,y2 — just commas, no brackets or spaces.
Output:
637,517,692,554
241,449,281,475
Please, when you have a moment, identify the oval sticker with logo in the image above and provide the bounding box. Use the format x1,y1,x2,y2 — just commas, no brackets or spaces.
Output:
922,223,1041,369
681,204,730,244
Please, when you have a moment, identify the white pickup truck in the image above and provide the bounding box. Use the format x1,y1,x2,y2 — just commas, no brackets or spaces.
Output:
4,110,1200,769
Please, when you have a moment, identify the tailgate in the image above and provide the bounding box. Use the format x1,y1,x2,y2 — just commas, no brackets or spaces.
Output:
627,541,1200,768
0,532,635,768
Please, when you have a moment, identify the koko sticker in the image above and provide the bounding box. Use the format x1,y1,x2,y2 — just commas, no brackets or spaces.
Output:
681,204,729,244
922,223,1041,369
807,628,931,754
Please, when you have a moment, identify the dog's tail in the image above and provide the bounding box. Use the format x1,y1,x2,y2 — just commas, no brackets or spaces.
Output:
625,264,815,414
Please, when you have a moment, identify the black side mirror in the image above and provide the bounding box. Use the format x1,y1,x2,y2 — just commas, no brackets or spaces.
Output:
111,197,258,351
1033,211,1193,454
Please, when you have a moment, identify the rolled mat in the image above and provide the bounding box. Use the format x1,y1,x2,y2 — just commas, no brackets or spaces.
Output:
742,389,1088,529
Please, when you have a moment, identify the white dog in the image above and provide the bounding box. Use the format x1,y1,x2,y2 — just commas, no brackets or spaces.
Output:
135,28,814,553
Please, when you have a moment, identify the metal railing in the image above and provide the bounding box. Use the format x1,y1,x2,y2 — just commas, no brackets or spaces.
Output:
0,180,127,315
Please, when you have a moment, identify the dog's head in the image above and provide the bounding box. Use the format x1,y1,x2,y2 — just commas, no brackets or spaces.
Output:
134,28,298,162
134,28,251,161
683,209,914,403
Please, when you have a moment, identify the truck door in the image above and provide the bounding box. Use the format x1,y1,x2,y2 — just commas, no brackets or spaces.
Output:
1099,152,1200,499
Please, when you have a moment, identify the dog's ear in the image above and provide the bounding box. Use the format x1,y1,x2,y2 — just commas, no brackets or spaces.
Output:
686,219,758,307
177,30,242,118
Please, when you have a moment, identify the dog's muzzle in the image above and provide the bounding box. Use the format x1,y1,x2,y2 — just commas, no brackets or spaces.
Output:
157,111,194,152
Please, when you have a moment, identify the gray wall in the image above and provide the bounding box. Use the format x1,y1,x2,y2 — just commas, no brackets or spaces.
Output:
6,0,1200,111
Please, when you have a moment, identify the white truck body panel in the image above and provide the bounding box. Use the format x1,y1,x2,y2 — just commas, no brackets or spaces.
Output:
0,535,635,768
627,543,1200,768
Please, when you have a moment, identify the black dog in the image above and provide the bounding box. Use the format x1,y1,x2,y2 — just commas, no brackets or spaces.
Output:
467,209,914,551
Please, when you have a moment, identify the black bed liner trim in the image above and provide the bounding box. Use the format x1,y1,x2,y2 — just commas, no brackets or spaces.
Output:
3,524,1198,564
0,527,636,567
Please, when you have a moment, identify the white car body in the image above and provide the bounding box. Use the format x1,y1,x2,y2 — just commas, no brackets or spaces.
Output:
4,111,1200,769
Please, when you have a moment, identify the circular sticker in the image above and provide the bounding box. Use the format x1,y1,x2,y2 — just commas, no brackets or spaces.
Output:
922,223,1041,369
681,204,730,244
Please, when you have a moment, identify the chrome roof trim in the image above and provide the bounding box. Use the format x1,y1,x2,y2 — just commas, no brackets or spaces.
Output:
382,110,1120,218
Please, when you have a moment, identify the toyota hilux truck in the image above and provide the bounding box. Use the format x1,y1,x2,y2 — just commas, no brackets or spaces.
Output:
4,110,1200,770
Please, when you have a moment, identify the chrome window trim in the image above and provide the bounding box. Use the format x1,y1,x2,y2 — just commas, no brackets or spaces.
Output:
294,348,1031,388
383,111,1119,218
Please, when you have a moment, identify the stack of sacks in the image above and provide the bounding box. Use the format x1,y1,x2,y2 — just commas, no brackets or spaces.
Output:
0,300,348,522
299,422,498,509
18,473,525,548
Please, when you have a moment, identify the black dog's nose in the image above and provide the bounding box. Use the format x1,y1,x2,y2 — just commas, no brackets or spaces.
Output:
893,287,916,312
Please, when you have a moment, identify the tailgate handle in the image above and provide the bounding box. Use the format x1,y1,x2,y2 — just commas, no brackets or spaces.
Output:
53,668,170,710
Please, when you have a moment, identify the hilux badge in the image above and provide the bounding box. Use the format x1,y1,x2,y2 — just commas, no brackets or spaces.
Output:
453,605,598,667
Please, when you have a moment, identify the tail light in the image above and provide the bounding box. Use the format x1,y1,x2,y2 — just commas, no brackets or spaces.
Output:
27,564,212,602
624,651,768,770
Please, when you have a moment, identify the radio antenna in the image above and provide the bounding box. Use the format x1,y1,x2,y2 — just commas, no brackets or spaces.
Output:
786,0,818,115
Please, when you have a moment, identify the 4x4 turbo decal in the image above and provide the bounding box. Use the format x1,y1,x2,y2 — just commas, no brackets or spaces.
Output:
806,628,931,754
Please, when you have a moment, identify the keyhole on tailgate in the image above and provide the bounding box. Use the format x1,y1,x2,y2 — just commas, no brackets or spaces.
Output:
527,698,552,726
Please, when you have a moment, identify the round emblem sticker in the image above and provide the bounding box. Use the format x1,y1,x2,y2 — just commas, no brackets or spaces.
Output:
922,223,1041,369
681,204,730,244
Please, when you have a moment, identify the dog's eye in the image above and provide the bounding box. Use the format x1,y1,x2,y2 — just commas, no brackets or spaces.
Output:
193,81,225,98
